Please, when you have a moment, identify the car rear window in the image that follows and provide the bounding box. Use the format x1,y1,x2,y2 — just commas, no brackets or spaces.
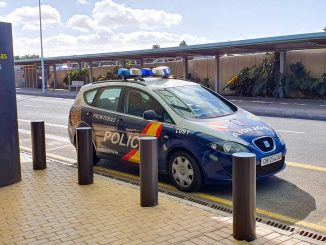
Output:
84,89,97,104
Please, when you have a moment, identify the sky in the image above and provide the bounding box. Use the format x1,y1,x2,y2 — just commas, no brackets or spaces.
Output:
0,0,325,57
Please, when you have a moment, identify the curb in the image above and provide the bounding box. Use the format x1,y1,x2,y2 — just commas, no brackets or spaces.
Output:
16,91,77,99
248,110,326,121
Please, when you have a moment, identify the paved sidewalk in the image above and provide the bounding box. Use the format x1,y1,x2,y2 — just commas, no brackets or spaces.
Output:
16,88,78,99
225,96,326,121
0,153,316,244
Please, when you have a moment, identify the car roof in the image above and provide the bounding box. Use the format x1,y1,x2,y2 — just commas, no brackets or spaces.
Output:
84,77,199,91
142,77,197,89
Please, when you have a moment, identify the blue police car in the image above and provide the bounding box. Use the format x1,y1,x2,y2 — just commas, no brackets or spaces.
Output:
68,67,286,192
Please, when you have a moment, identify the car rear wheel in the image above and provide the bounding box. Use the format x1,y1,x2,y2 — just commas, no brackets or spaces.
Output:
168,151,203,192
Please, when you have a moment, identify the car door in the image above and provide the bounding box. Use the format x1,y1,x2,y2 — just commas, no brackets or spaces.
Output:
117,87,174,172
82,86,124,158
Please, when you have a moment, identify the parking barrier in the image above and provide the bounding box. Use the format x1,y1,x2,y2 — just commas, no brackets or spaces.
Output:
232,152,256,242
140,136,158,207
31,121,46,170
76,127,93,185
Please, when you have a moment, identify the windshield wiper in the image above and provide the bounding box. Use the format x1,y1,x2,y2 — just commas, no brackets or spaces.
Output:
171,104,191,112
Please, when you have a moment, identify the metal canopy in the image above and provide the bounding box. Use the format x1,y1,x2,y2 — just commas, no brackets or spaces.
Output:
15,32,326,66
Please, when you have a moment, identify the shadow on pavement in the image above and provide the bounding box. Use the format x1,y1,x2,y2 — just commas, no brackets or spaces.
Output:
99,159,316,224
204,176,316,223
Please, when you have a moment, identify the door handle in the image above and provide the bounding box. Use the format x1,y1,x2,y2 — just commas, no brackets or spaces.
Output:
86,112,93,116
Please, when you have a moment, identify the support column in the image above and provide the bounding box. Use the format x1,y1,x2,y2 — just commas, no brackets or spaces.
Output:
52,64,57,89
183,57,188,79
214,55,220,93
139,58,144,68
45,65,50,88
0,22,21,187
89,61,93,83
120,60,126,68
279,51,286,74
78,62,82,73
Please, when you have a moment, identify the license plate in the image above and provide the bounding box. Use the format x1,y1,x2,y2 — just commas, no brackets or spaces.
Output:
261,153,282,166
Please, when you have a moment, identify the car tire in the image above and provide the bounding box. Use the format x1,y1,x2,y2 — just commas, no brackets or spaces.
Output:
168,151,203,192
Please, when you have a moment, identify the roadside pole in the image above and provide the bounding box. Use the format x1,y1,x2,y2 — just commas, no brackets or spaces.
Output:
67,61,71,93
0,22,21,187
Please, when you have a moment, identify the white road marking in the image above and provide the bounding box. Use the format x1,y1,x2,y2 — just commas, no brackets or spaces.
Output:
250,101,274,104
48,144,73,151
22,105,42,108
19,129,70,142
18,119,68,129
320,105,326,107
276,129,306,134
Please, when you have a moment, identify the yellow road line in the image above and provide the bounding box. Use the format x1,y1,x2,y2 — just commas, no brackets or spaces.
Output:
94,166,176,190
20,146,76,164
194,192,326,233
286,161,326,172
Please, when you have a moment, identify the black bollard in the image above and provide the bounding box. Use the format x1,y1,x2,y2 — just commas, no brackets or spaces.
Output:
31,121,46,170
140,136,158,207
76,127,93,185
232,152,256,242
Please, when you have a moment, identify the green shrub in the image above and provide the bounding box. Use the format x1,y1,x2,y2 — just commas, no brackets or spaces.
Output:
63,68,89,85
224,56,326,99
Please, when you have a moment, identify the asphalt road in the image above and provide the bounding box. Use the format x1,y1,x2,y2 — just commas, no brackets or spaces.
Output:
16,94,326,233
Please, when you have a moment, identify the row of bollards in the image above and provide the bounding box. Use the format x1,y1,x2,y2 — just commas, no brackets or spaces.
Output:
31,123,256,242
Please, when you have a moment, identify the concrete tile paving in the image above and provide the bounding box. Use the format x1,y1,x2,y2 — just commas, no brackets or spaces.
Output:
0,153,316,244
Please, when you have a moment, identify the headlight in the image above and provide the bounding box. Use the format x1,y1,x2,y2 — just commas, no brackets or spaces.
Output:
208,141,249,154
275,131,285,145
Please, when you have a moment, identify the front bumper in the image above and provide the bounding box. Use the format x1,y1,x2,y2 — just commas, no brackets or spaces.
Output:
201,147,287,184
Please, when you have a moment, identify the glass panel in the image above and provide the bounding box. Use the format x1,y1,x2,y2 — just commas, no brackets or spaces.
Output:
94,87,122,111
125,89,172,123
157,85,234,119
84,89,97,104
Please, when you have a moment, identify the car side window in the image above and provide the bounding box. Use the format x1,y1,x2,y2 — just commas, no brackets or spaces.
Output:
124,88,173,123
93,87,122,112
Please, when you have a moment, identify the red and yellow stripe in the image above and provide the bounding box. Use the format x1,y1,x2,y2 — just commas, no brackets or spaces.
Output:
122,122,162,164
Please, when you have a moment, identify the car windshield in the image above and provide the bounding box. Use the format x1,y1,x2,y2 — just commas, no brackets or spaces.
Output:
156,85,235,119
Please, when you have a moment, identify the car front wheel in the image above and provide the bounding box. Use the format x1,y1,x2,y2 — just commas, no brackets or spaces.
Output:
168,151,203,192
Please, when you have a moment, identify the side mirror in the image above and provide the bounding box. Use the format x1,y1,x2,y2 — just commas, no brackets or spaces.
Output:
143,110,162,121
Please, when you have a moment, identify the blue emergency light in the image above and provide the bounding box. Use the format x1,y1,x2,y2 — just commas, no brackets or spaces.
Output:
141,68,153,77
118,68,130,78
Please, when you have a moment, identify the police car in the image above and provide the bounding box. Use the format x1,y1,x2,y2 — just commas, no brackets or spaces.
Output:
68,67,286,192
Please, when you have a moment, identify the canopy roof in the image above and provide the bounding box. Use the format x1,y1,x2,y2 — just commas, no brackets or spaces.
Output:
15,32,326,66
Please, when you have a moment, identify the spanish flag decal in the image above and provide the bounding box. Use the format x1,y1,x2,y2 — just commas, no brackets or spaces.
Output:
122,122,162,164
141,121,162,137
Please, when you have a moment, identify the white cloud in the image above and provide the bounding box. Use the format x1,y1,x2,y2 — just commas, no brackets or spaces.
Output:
0,1,7,8
13,31,212,56
4,5,61,31
76,0,88,4
8,1,211,57
67,15,95,33
67,0,182,33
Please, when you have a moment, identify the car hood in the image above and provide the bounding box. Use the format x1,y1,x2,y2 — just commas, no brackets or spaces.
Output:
182,109,277,145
